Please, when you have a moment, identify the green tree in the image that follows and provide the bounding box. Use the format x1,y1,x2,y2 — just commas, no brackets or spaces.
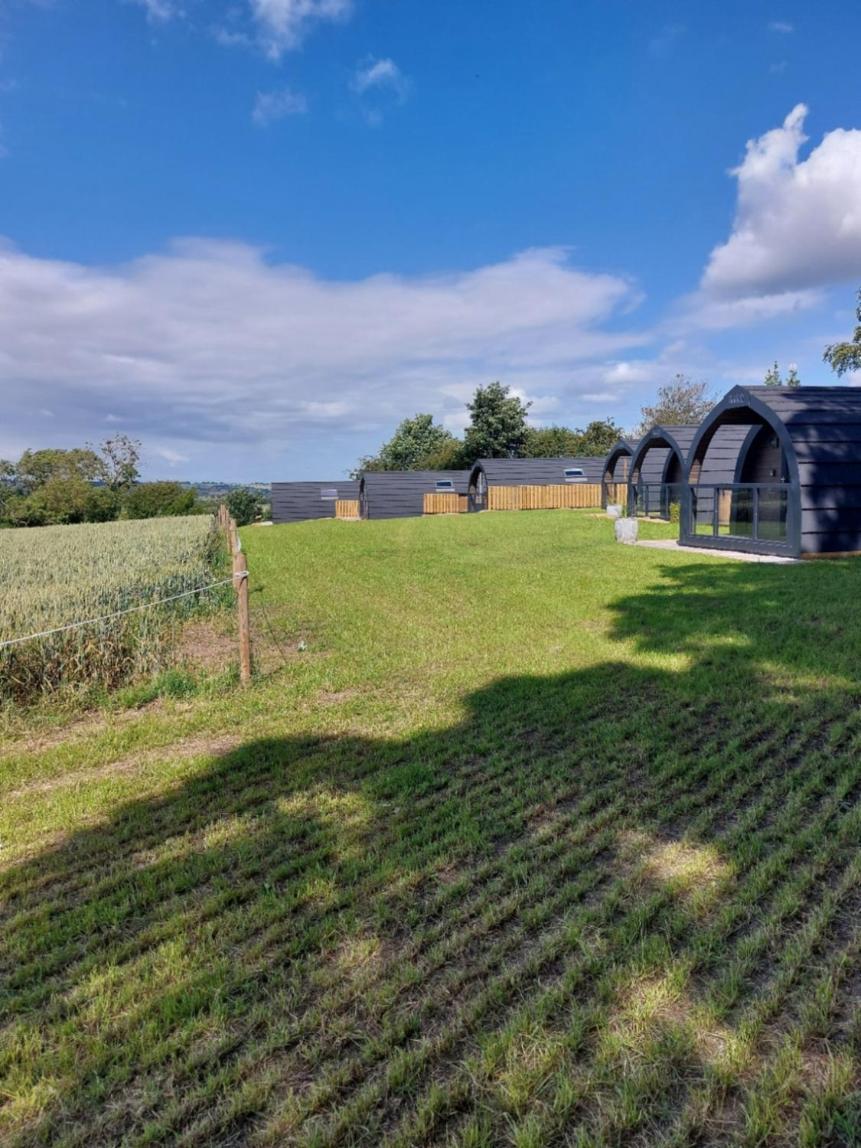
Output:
417,437,468,471
823,288,861,377
524,419,623,460
356,413,457,474
764,361,801,387
764,361,782,386
14,448,105,495
93,434,142,491
225,488,264,526
462,382,531,463
523,426,582,458
124,482,196,520
7,478,119,526
575,418,624,456
636,375,715,436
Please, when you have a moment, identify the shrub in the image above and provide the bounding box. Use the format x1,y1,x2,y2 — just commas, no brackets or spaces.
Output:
225,488,264,526
124,482,196,520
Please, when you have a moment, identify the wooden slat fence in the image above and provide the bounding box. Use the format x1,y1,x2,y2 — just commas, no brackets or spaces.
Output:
423,492,469,515
718,489,732,527
487,483,612,512
604,482,628,506
335,499,361,519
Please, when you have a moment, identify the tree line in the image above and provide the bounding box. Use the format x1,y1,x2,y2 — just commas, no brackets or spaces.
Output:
0,437,265,528
355,376,719,476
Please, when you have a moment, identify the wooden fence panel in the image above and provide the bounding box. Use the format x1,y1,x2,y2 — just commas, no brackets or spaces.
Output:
488,486,521,511
604,482,628,506
718,489,732,527
335,499,361,519
423,492,466,515
488,483,605,511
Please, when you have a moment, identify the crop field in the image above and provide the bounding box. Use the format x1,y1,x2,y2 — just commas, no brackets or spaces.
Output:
2,510,860,1146
0,515,226,703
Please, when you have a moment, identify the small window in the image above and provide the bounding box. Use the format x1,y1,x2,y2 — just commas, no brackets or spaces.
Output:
435,480,454,492
320,487,338,500
564,468,585,482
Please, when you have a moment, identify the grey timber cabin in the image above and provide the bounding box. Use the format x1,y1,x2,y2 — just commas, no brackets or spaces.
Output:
358,470,470,519
271,480,359,524
467,457,605,511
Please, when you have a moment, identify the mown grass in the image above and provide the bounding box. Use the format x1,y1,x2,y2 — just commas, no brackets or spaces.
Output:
1,510,860,1146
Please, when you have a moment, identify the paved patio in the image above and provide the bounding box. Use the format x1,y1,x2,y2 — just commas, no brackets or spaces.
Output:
636,539,798,564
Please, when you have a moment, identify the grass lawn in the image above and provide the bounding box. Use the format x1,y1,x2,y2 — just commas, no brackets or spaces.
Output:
2,510,861,1146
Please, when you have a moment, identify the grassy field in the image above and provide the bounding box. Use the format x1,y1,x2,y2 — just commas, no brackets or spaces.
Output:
2,510,860,1146
0,516,226,703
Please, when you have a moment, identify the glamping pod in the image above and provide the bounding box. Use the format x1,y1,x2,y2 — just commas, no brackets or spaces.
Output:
601,439,638,507
358,470,470,519
467,457,605,512
628,426,698,519
271,480,360,524
683,385,861,558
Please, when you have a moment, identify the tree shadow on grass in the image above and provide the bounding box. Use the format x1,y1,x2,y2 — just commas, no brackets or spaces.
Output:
2,558,861,1146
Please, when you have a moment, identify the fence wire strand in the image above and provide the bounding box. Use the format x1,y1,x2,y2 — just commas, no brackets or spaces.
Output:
0,573,246,650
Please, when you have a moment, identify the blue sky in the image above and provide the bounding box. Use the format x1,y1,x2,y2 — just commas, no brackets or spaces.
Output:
1,0,860,480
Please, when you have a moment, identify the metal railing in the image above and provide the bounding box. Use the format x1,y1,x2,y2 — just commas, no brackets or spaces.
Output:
689,483,790,544
630,482,683,520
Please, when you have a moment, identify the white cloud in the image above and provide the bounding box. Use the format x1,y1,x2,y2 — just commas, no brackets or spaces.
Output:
352,57,408,98
153,445,190,465
679,287,823,332
252,87,308,125
130,0,178,23
768,20,794,33
0,240,648,468
702,105,861,297
248,0,352,57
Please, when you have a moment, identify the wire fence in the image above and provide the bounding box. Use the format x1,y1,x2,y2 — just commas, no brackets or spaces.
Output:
0,573,246,651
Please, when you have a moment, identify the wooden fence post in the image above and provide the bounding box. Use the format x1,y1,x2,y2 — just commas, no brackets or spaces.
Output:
220,505,252,685
233,541,252,686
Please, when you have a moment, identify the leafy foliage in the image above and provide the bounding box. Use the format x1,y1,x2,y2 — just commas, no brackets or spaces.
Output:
636,375,716,436
764,361,801,387
13,448,105,495
462,381,531,462
355,413,457,474
524,418,623,459
573,418,624,457
823,288,861,377
225,487,264,526
124,482,197,520
93,434,142,491
522,425,581,457
5,479,120,527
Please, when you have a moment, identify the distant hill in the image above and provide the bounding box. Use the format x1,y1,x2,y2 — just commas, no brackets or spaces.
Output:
174,481,270,498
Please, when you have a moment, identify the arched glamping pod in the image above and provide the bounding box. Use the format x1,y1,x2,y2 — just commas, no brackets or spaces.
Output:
628,426,697,519
682,385,861,558
601,440,637,508
467,457,605,512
